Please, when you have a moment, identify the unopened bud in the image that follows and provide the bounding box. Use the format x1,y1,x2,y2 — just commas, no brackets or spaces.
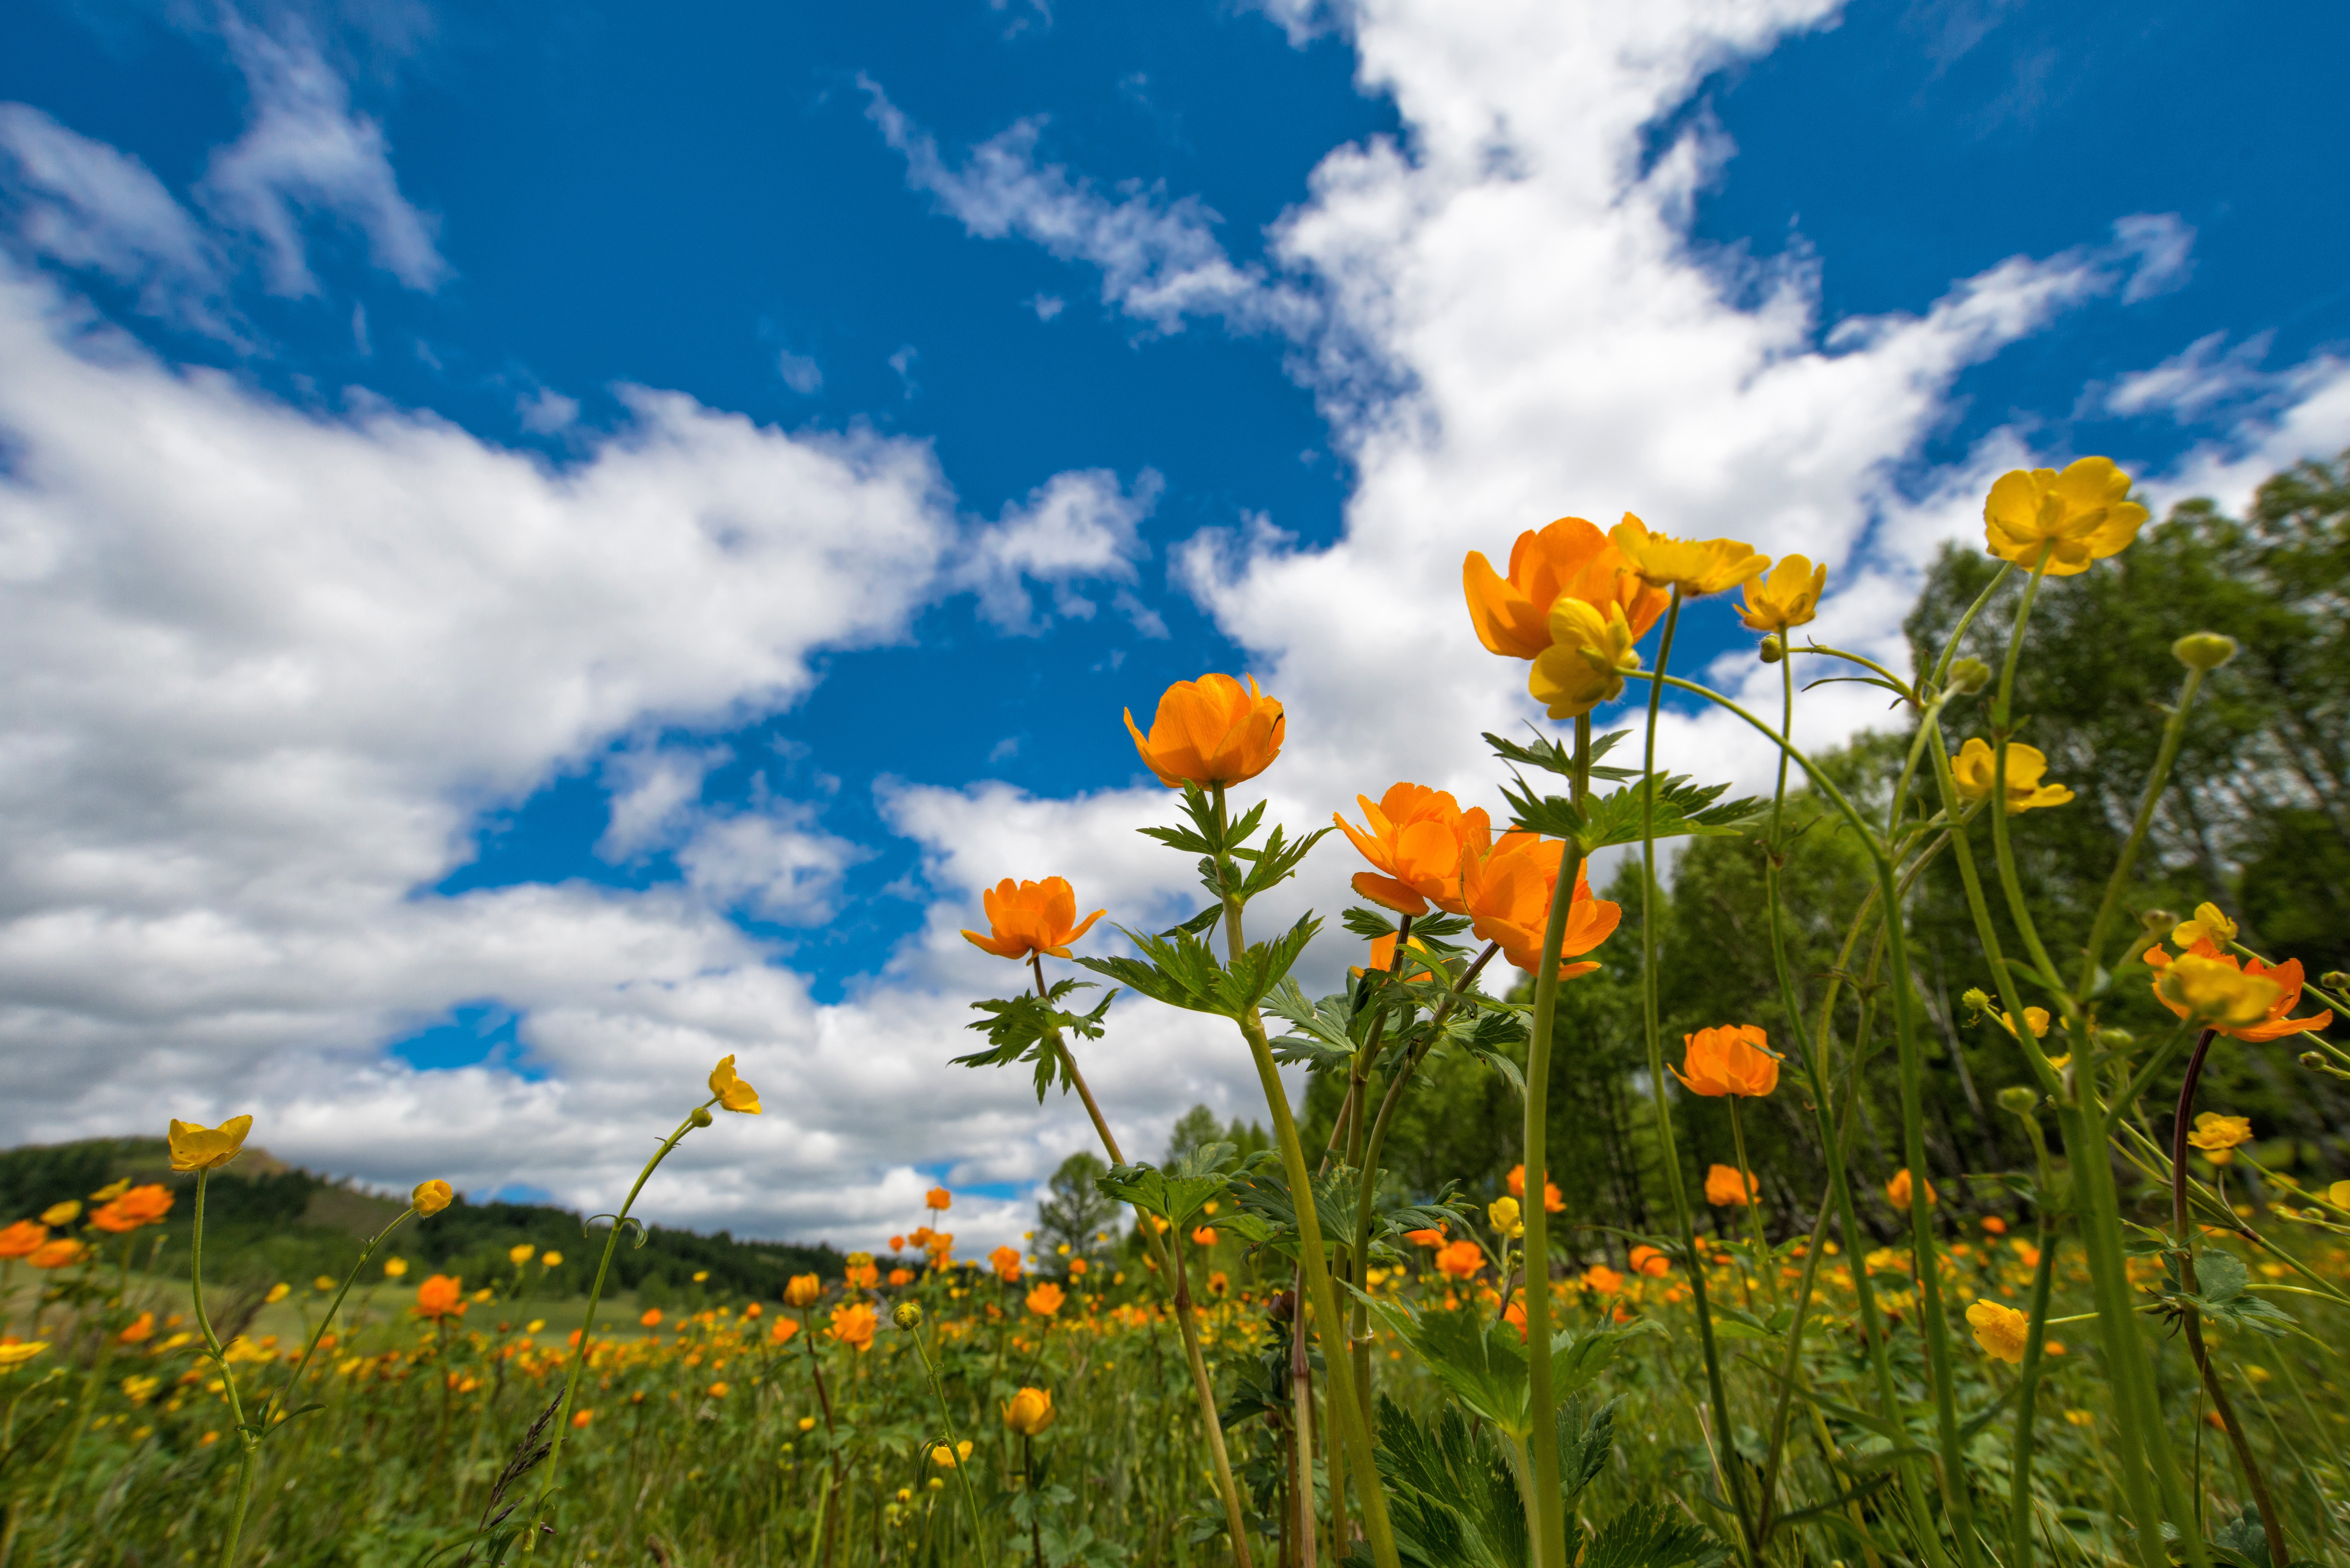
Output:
2172,632,2238,671
2140,909,2178,934
689,1106,714,1128
2322,971,2348,994
1759,634,1784,664
892,1302,922,1330
2095,1026,2135,1052
1996,1085,2041,1117
1944,656,1991,696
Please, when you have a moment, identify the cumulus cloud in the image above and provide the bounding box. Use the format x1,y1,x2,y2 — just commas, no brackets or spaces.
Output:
955,467,1165,633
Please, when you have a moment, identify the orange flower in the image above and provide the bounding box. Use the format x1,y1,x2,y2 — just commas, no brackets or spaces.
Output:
1886,1170,1937,1209
571,1409,594,1429
784,1274,823,1308
1354,931,1437,983
1124,674,1284,789
1334,783,1491,916
1458,830,1621,980
1190,1226,1218,1247
1705,1164,1756,1207
845,1262,879,1291
0,1221,48,1260
960,879,1106,962
1026,1282,1066,1317
1673,1025,1780,1098
640,1307,663,1327
1067,1257,1086,1276
1435,1241,1485,1280
1404,1227,1446,1249
990,1245,1023,1283
1505,1165,1565,1213
89,1183,175,1234
1628,1245,1670,1278
889,1236,906,1253
118,1311,156,1344
1583,1264,1623,1296
1462,516,1669,660
769,1318,801,1345
2144,940,2331,1043
925,1187,952,1212
414,1275,467,1319
828,1302,878,1351
888,1268,915,1287
1206,1270,1230,1296
27,1239,86,1270
1981,1215,2008,1236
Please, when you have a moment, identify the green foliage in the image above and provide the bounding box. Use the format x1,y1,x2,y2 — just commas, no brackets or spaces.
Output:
1034,1151,1121,1267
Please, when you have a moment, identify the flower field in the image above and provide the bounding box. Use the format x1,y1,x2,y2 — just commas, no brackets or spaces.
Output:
5,457,2350,1568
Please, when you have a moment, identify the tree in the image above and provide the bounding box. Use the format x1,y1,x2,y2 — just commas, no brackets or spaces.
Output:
1035,1151,1120,1271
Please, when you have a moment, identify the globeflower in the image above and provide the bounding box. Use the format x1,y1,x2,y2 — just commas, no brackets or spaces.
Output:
411,1180,454,1216
1528,599,1642,719
1506,1165,1565,1214
27,1239,86,1270
1628,1245,1670,1278
2187,1113,2253,1163
785,1274,823,1308
1003,1386,1055,1436
1435,1241,1485,1280
990,1245,1022,1283
1705,1164,1756,1207
828,1302,878,1351
960,878,1106,961
1674,1025,1780,1098
1459,832,1621,980
1982,457,2147,575
0,1343,49,1369
89,1184,174,1234
1583,1264,1622,1296
1886,1170,1937,1208
1995,1006,2052,1041
1123,674,1284,788
1738,555,1827,632
0,1221,46,1259
931,1440,974,1468
1487,1197,1523,1240
1355,931,1437,983
2171,903,2238,949
1609,515,1770,597
1966,1300,2030,1364
414,1275,467,1319
1333,783,1487,916
1462,515,1669,660
708,1055,762,1115
167,1114,253,1172
1951,739,2075,814
1026,1282,1066,1317
2145,941,2327,1041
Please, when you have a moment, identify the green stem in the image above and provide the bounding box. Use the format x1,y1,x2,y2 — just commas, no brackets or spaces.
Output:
1521,830,1586,1568
908,1320,993,1568
2005,1113,2062,1568
190,1169,260,1568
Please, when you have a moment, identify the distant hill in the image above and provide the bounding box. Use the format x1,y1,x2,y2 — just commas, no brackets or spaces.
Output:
0,1138,840,1305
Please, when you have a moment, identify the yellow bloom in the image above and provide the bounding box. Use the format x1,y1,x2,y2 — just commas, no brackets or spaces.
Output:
2329,1180,2350,1210
2152,953,2283,1031
931,1440,975,1468
542,1251,563,1267
90,1179,132,1202
1982,457,2147,575
1950,738,2075,814
708,1055,762,1115
411,1180,454,1216
1608,514,1770,597
785,1273,823,1308
1002,1386,1055,1436
1462,515,1669,661
166,1115,253,1173
0,1342,50,1368
1528,599,1641,719
1995,1006,2051,1040
1886,1169,1937,1208
1966,1300,2030,1364
2186,1113,2252,1153
265,1283,290,1305
1704,1164,1756,1207
960,878,1107,961
1738,555,1826,632
509,1243,537,1267
1122,673,1284,788
2171,903,2238,950
383,1257,410,1279
39,1200,80,1226
1487,1196,1523,1241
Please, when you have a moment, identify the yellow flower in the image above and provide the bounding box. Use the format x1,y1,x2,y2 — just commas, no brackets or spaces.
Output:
1002,1386,1055,1436
2329,1180,2350,1210
1966,1300,2029,1364
1122,673,1284,788
2171,903,2238,950
1704,1164,1756,1207
265,1283,291,1305
931,1439,975,1468
1738,555,1826,632
1886,1169,1937,1208
1950,738,2075,814
411,1180,454,1216
785,1274,823,1308
1528,599,1642,719
383,1257,410,1279
2187,1113,2252,1153
39,1200,81,1226
509,1243,537,1267
1487,1196,1523,1241
960,878,1107,961
0,1342,49,1369
542,1251,563,1267
1995,1006,2051,1040
1462,515,1670,661
708,1055,762,1115
1608,514,1770,597
167,1115,253,1173
2151,953,2283,1031
1982,457,2147,575
90,1179,132,1202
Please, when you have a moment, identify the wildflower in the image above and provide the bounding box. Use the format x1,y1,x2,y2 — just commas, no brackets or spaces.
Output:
640,1308,663,1327
1435,1241,1485,1280
1674,1025,1780,1097
1487,1196,1524,1239
1982,1216,2008,1236
119,1311,155,1344
1463,515,1670,660
414,1276,467,1319
888,1268,915,1287
1705,1165,1756,1207
1738,555,1827,632
2172,903,2238,950
890,1235,907,1252
411,1180,454,1216
1355,931,1437,982
383,1257,409,1279
1123,673,1285,788
989,1245,1022,1283
39,1200,80,1226
1026,1282,1066,1317
0,1342,50,1368
1505,1166,1566,1214
265,1283,291,1305
508,1243,536,1268
1404,1227,1446,1248
770,1317,800,1345
571,1409,594,1428
707,1055,762,1114
27,1239,86,1269
1003,1386,1055,1436
2146,941,2327,1041
2330,1180,2350,1210
926,1187,952,1212
1207,1270,1229,1296
542,1250,562,1267
845,1260,880,1290
1995,1006,2051,1040
1459,831,1621,979
314,1276,336,1292
0,1221,48,1259
2187,1113,2253,1165
828,1302,878,1351
1628,1246,1670,1278
785,1274,822,1307
1951,739,2075,814
1583,1265,1622,1296
1886,1170,1938,1208
167,1114,253,1172
1529,598,1643,719
1335,783,1488,916
1609,515,1770,597
89,1184,173,1233
1190,1225,1217,1247
121,1374,161,1404
707,1382,730,1399
1966,1300,2030,1364
960,878,1106,961
932,1439,975,1467
1982,457,2147,575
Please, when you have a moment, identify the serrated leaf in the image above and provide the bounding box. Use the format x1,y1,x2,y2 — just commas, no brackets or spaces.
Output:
1502,772,1768,850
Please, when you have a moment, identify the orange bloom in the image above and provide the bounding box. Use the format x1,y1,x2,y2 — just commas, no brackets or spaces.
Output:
27,1239,87,1270
1463,516,1669,660
845,1261,879,1291
1705,1164,1756,1207
961,880,1105,961
1628,1245,1670,1278
1583,1264,1623,1296
1206,1270,1230,1296
414,1275,467,1319
888,1268,915,1287
1459,830,1621,980
770,1317,801,1345
571,1409,594,1429
1673,1025,1780,1098
828,1302,878,1351
1505,1165,1565,1213
1002,1386,1055,1436
1981,1215,2008,1236
1404,1227,1446,1249
1355,931,1437,982
1123,674,1284,789
990,1245,1023,1283
89,1183,175,1234
1435,1241,1485,1280
784,1274,822,1308
1886,1170,1938,1209
118,1310,156,1344
0,1221,47,1260
889,1236,906,1252
1190,1226,1217,1247
1026,1282,1066,1317
2144,940,2331,1043
1334,783,1490,916
1067,1257,1086,1276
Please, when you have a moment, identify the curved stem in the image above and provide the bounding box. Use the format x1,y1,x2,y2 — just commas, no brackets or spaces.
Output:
1521,831,1586,1568
2005,1113,2061,1568
909,1321,993,1568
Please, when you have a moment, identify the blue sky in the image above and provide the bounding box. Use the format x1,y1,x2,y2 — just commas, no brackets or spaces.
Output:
3,0,2344,1245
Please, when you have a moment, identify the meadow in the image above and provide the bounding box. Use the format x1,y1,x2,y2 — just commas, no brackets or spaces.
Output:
3,452,2347,1568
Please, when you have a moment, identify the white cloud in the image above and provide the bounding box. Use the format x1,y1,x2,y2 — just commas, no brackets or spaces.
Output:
777,349,823,395
2104,330,2275,421
516,385,579,433
955,467,1164,633
677,804,869,924
198,17,448,296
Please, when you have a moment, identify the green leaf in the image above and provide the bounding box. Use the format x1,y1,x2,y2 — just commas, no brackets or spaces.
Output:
1073,914,1319,1019
1502,773,1767,851
952,982,1117,1103
1576,1505,1729,1568
1484,727,1642,783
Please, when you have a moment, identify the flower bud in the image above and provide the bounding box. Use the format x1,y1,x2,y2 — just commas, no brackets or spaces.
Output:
2172,632,2238,670
689,1106,714,1128
2322,972,2349,994
891,1301,922,1330
1996,1085,2041,1116
2140,908,2178,933
411,1180,454,1217
1944,656,1991,696
2094,1026,2134,1051
1959,987,1990,1018
1758,634,1784,664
